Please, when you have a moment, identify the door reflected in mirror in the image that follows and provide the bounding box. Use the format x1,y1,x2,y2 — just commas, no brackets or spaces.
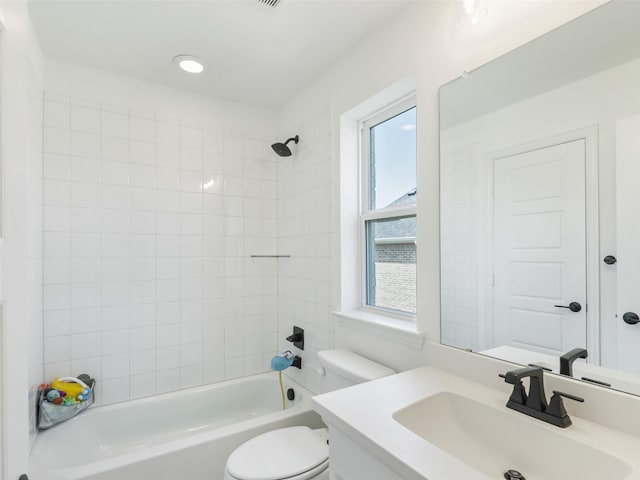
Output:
439,0,640,396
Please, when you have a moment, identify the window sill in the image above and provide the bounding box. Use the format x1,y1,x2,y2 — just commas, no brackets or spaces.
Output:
333,310,425,350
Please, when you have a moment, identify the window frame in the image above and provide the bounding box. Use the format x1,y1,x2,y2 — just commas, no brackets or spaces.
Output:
359,95,417,319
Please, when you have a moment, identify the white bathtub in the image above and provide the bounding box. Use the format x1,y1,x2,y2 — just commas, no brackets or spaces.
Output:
30,372,324,480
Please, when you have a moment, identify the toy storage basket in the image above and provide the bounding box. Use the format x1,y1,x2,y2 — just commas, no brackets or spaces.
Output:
37,378,95,429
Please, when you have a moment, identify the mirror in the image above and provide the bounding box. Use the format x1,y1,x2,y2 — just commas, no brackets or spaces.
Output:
439,0,640,396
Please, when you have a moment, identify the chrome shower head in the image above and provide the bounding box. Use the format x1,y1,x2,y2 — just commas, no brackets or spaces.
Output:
271,135,299,157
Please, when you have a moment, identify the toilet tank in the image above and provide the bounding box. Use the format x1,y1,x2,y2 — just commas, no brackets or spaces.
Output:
317,350,395,392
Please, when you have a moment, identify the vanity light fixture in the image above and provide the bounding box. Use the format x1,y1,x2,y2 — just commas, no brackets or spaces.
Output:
458,0,488,25
173,55,205,74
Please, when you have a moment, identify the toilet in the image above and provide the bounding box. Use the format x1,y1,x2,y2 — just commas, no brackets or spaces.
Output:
223,350,395,480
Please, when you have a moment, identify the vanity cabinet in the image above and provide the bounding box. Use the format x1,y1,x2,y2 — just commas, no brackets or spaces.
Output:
327,423,410,480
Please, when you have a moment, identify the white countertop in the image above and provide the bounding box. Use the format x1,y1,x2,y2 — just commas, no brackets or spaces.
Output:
312,365,640,480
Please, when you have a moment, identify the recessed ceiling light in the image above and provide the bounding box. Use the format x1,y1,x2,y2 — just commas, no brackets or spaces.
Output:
173,55,204,74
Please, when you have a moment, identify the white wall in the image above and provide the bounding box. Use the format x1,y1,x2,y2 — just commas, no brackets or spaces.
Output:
0,1,44,477
41,61,280,406
440,55,640,366
277,0,605,382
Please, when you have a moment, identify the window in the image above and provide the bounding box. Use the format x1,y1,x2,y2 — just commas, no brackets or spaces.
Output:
361,98,416,316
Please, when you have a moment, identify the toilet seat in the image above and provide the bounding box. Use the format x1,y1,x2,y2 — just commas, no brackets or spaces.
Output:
224,426,329,480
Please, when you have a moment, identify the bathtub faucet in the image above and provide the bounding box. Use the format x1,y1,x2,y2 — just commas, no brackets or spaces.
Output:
271,350,302,371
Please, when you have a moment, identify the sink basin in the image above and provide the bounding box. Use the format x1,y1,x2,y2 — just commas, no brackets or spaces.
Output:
393,392,632,480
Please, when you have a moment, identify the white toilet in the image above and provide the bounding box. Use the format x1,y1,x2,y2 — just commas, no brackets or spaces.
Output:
223,350,395,480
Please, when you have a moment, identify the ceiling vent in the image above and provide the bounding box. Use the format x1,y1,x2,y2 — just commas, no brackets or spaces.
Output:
256,0,281,8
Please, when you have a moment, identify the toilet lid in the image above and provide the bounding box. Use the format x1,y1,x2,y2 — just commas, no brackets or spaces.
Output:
226,427,329,480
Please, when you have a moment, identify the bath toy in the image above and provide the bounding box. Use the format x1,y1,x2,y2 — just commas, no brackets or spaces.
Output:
52,397,63,405
51,377,91,399
46,390,60,402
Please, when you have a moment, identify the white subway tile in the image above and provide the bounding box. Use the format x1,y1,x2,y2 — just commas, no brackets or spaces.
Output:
130,258,156,282
102,233,129,257
130,373,156,399
71,207,101,233
223,134,243,157
71,132,101,158
131,140,155,165
101,305,130,331
44,179,71,206
130,303,156,328
44,258,71,285
156,144,180,168
156,190,181,213
180,171,202,192
44,361,71,381
130,164,156,188
131,280,156,304
102,185,129,210
156,368,180,394
203,130,223,154
223,155,243,177
71,283,101,309
70,182,101,208
102,135,130,162
44,310,71,337
223,176,243,197
71,233,101,258
156,235,180,256
102,209,130,234
203,195,224,215
156,346,180,370
101,282,130,306
70,332,101,360
44,127,71,155
156,122,180,146
102,161,129,186
101,377,130,405
130,117,155,143
157,324,180,347
101,111,129,138
180,236,203,257
131,350,155,375
130,211,156,234
202,173,223,195
203,151,223,173
180,214,202,235
180,300,203,323
130,188,156,212
180,192,202,214
102,353,130,380
156,279,180,303
181,365,203,388
157,168,181,191
71,106,100,133
102,329,130,355
130,327,156,352
131,234,156,257
44,336,71,363
101,258,130,282
203,361,225,384
44,284,71,310
45,101,70,128
70,308,101,334
43,206,70,232
180,148,202,171
44,153,71,180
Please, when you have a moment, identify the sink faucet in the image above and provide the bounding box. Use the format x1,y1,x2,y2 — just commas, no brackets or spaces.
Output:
560,348,588,377
500,366,584,428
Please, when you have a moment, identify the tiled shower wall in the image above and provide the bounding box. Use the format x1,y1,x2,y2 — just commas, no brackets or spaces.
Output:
277,105,336,393
42,92,278,405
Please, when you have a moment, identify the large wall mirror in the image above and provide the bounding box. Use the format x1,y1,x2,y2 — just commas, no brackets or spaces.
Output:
439,0,640,396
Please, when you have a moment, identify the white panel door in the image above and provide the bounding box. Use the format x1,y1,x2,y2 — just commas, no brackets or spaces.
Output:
493,139,587,355
616,116,640,373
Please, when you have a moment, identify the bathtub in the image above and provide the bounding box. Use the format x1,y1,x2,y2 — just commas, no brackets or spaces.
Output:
29,372,324,480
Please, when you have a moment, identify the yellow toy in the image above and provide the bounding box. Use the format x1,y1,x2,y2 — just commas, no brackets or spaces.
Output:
50,377,90,399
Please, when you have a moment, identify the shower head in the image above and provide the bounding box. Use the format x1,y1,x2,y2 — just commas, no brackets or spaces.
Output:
271,135,299,157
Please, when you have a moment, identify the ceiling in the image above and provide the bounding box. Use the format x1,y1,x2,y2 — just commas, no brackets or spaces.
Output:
29,0,411,110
